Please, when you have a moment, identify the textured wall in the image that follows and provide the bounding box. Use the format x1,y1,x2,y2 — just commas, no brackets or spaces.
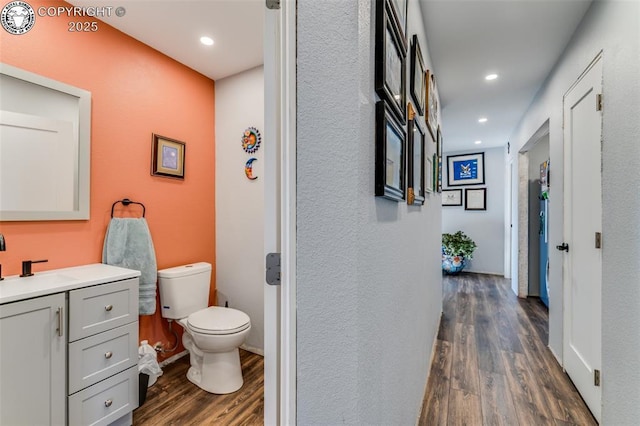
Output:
508,1,640,421
296,0,442,424
215,66,265,353
442,147,505,275
0,0,216,360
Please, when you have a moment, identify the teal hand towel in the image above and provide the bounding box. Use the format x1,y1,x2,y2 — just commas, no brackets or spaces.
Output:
102,218,158,315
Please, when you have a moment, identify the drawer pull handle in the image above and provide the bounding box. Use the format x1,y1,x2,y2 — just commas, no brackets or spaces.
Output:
105,399,113,408
105,351,113,359
56,307,64,337
105,304,113,312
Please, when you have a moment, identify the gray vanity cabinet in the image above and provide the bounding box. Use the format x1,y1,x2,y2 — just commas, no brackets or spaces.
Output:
67,278,139,426
0,268,140,426
0,293,67,425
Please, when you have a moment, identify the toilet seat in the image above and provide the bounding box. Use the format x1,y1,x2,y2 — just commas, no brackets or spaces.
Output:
187,306,251,336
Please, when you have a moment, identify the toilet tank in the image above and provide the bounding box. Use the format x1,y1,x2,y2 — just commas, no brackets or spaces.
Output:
158,262,212,320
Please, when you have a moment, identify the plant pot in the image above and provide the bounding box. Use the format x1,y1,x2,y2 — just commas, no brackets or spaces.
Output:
442,254,467,274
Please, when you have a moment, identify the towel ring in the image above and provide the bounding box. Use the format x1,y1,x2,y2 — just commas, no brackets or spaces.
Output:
111,198,146,218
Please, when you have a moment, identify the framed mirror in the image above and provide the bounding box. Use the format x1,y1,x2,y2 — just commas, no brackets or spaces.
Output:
0,63,91,221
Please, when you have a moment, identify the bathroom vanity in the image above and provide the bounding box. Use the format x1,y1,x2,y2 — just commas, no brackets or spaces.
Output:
0,264,141,425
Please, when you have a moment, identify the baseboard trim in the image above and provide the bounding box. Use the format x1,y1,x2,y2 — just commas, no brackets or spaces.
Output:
241,344,264,356
462,270,506,277
159,350,188,367
416,311,443,426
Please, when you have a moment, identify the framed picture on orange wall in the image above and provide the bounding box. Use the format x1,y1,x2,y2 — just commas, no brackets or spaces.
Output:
151,134,185,179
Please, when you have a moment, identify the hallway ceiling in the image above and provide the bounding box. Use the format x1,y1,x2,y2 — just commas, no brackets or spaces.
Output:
419,0,592,152
70,1,591,152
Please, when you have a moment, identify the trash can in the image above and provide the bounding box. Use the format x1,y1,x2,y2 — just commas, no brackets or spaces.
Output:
139,373,150,406
138,340,162,407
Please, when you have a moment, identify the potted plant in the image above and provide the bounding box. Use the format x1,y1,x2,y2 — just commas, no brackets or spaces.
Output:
442,231,476,274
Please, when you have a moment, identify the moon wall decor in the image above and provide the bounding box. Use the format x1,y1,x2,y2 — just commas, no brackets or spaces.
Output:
241,127,262,153
245,157,258,180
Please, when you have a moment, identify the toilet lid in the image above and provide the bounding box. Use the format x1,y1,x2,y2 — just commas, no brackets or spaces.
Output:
187,307,251,335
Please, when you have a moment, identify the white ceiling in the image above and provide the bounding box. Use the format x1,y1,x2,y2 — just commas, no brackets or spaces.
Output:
419,0,593,152
70,0,591,152
70,0,264,81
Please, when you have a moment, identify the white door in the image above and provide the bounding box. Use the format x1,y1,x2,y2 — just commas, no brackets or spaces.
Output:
264,1,296,425
562,53,602,422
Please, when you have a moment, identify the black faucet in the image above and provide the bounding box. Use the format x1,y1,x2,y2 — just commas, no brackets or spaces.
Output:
0,233,5,281
20,259,48,277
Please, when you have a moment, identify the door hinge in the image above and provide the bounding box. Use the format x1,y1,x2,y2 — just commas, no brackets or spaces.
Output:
596,93,603,111
595,232,602,249
266,253,281,285
594,369,601,386
266,0,280,9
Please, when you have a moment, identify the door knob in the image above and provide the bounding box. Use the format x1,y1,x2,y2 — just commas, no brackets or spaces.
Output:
556,243,569,252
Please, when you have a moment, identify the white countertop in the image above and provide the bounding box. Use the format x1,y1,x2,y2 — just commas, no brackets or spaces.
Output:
0,263,141,305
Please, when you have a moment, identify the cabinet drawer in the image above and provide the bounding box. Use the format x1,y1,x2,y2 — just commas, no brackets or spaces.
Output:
68,322,138,394
69,278,138,341
68,365,138,426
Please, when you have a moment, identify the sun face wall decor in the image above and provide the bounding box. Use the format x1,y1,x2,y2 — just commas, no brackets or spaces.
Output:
241,127,261,180
241,127,261,154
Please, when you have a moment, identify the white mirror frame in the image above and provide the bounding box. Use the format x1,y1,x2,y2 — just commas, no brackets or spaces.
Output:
0,63,91,221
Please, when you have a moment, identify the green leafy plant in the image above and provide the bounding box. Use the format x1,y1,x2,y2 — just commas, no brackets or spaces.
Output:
442,231,477,259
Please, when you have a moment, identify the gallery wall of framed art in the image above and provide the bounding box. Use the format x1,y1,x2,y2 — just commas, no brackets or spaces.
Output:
374,0,442,204
440,150,490,211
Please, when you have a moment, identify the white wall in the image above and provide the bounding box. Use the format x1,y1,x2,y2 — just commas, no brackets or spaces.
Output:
215,66,264,353
508,1,640,422
442,147,505,275
296,0,442,424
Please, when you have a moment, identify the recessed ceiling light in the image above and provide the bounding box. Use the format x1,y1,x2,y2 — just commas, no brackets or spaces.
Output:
478,117,488,123
485,73,498,81
200,36,214,46
475,140,482,145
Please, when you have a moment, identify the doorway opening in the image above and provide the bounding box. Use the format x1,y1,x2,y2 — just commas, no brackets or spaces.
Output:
514,121,551,347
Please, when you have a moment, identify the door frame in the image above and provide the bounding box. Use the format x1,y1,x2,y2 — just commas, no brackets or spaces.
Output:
504,155,513,279
264,0,297,425
514,121,550,298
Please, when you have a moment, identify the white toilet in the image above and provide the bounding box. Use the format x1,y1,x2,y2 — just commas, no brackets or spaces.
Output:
157,262,251,394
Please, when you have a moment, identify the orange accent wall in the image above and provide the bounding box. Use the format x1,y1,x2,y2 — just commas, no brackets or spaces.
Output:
0,1,216,360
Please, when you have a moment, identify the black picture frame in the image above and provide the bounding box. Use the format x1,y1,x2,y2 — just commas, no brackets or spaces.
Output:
442,189,463,206
410,35,426,116
436,126,443,192
389,0,407,49
407,113,425,205
447,152,486,186
465,188,487,210
375,101,406,201
437,155,443,193
432,153,438,193
375,0,406,123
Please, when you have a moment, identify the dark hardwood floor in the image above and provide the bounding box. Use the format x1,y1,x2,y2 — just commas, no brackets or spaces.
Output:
134,349,264,425
135,274,595,425
420,273,597,426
